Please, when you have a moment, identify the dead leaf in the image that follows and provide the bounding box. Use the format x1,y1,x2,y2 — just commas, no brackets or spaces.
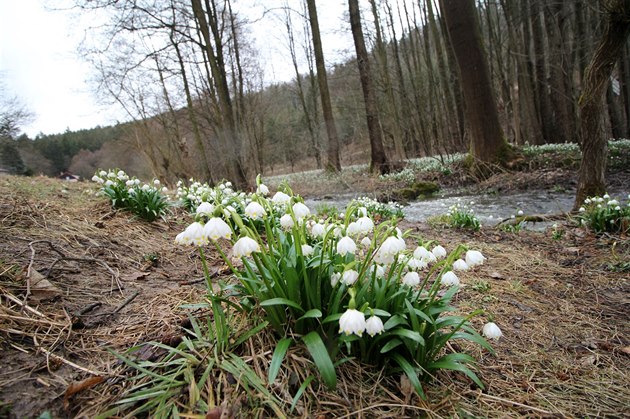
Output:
621,346,630,356
206,407,222,419
64,376,105,409
564,247,581,255
489,271,505,280
26,268,62,302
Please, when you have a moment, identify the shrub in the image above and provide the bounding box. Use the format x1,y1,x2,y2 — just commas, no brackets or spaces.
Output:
446,200,481,231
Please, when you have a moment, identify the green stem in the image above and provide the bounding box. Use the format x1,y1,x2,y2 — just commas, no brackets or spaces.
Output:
198,247,213,295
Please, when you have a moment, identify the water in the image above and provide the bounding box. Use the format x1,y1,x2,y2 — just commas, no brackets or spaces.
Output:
305,189,627,230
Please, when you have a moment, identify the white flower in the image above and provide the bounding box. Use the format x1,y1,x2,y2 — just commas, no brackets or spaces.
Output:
346,222,361,237
465,250,486,267
342,269,359,286
311,223,326,238
413,246,436,263
196,202,215,216
357,207,368,217
603,193,610,199
356,216,374,234
579,207,585,212
615,205,621,211
272,191,291,205
161,187,168,194
141,184,151,191
408,257,428,270
104,179,114,187
330,272,341,287
367,264,385,278
257,183,269,195
374,236,406,264
153,179,161,186
301,244,314,256
482,322,503,340
360,236,372,248
432,245,447,259
440,271,460,287
245,202,266,219
402,271,420,286
365,316,385,337
339,309,366,336
203,217,232,241
91,175,102,183
99,170,107,177
517,210,524,216
336,236,357,256
233,237,260,257
453,259,469,271
608,199,619,206
292,202,310,220
175,222,206,246
280,214,294,230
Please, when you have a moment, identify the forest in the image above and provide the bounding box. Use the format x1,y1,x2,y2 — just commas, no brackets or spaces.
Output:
3,0,629,190
1,1,629,418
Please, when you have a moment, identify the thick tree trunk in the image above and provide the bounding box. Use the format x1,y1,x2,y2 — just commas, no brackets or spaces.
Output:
349,0,391,174
574,0,630,210
306,0,342,172
440,0,509,166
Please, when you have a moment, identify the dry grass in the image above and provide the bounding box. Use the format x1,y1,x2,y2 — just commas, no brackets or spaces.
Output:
1,175,628,418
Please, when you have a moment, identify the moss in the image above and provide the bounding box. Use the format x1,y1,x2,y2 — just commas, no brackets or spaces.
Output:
386,181,440,202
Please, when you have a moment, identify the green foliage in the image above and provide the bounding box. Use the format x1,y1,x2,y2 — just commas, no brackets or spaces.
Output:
314,202,339,219
93,169,169,221
173,181,493,399
446,201,481,231
577,194,630,234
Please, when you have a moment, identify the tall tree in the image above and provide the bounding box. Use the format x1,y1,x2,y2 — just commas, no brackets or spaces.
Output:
574,0,630,209
348,0,392,174
305,0,342,172
440,0,510,169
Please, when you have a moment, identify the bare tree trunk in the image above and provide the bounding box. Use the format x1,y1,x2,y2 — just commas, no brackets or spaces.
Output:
574,0,630,209
348,0,392,174
440,0,509,167
306,0,342,172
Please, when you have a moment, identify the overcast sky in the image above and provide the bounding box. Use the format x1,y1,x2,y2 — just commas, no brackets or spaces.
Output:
0,0,352,138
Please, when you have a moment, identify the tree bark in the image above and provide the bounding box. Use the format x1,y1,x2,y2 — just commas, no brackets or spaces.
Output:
348,0,391,174
306,0,342,172
440,0,509,166
574,0,630,210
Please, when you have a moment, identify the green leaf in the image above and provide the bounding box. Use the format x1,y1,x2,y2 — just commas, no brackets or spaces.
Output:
380,338,403,354
268,338,292,384
302,331,337,390
260,297,305,313
298,309,322,322
383,314,406,330
428,353,484,389
391,354,425,399
290,375,315,413
390,328,425,346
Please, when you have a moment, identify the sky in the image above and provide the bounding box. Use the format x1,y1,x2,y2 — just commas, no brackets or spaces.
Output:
0,0,352,138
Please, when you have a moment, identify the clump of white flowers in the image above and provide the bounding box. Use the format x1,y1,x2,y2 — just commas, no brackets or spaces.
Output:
578,194,630,234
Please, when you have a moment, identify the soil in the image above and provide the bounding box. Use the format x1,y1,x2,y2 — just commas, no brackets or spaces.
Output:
1,173,629,418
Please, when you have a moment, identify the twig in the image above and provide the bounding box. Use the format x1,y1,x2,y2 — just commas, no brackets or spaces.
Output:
37,345,106,376
25,240,67,302
75,302,102,316
496,212,569,226
80,291,140,317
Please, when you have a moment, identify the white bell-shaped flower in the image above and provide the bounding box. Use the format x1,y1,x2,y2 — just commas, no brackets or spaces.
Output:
196,202,215,216
272,191,291,205
280,214,294,230
336,236,357,256
233,237,260,258
402,271,420,287
482,322,503,340
453,259,469,271
245,202,266,219
465,250,486,267
365,316,385,337
341,269,359,286
339,309,366,336
203,218,232,241
431,245,447,259
440,271,460,287
301,244,314,256
292,202,310,220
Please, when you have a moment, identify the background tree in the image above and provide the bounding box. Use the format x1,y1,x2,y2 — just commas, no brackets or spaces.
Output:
440,0,510,170
306,0,342,172
348,0,392,174
574,0,630,209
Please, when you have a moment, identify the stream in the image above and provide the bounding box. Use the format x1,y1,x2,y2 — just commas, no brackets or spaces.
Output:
305,189,629,230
